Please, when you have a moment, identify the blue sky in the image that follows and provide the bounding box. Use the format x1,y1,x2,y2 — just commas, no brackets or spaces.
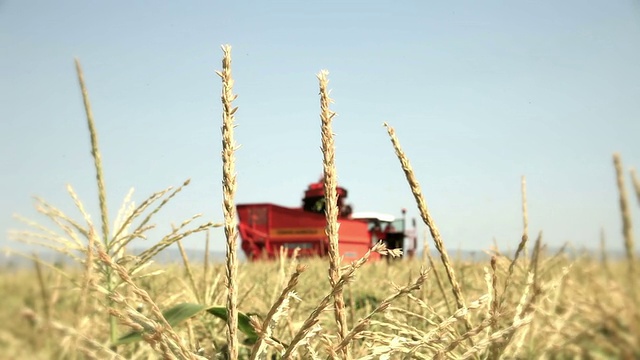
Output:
2,0,640,258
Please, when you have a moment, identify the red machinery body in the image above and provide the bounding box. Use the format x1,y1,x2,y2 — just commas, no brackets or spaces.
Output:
237,179,411,261
237,203,379,261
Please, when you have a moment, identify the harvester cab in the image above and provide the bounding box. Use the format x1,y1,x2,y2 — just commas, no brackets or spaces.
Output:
301,180,352,218
350,210,408,261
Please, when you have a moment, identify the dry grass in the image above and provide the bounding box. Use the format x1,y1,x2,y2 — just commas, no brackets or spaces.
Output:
1,45,639,360
2,251,639,358
383,123,472,336
217,44,240,360
631,168,640,207
614,153,636,274
318,69,350,359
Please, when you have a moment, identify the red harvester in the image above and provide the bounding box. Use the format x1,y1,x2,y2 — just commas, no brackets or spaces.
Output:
237,179,416,261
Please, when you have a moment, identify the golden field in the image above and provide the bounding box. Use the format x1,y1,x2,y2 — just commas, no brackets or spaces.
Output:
1,46,638,359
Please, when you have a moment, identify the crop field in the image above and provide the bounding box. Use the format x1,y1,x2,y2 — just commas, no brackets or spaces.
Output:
1,46,639,359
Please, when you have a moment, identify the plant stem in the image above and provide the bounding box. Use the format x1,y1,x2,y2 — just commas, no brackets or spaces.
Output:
74,58,117,345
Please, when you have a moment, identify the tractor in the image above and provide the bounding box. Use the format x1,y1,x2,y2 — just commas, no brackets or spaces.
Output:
236,178,416,261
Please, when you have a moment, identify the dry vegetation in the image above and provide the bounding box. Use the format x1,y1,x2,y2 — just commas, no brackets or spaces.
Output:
1,45,639,359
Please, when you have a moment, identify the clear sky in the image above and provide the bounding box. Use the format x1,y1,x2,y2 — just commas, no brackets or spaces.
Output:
2,0,640,258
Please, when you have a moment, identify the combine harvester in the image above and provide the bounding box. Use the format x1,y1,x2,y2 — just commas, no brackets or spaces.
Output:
237,179,417,261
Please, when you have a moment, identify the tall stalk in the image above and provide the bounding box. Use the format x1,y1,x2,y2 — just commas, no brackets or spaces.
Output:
74,59,116,344
217,44,240,360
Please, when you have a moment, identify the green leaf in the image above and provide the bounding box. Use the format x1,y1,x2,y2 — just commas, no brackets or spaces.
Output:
115,303,206,345
205,306,258,339
205,307,289,348
163,303,207,324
